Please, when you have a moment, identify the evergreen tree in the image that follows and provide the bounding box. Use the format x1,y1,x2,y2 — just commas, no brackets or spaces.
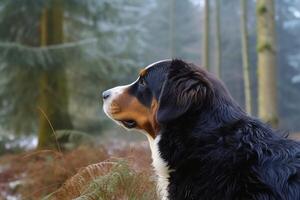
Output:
0,0,145,147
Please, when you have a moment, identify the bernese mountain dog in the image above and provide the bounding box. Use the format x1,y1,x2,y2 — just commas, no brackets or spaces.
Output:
102,59,300,200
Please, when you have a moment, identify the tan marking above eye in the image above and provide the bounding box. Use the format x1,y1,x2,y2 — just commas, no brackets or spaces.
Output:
139,68,147,77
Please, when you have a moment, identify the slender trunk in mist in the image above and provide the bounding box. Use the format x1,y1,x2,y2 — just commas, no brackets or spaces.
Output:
38,0,73,149
169,0,176,57
202,0,210,70
215,0,221,77
256,0,278,127
240,0,252,115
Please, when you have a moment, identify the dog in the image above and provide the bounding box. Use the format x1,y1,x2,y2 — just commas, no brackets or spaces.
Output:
102,59,300,200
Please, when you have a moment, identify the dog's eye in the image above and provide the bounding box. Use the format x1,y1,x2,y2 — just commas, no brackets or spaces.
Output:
139,78,146,86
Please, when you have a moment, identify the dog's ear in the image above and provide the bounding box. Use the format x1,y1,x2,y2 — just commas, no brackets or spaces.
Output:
157,60,213,124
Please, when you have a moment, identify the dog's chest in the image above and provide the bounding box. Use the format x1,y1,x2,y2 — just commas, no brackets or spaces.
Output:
147,135,171,200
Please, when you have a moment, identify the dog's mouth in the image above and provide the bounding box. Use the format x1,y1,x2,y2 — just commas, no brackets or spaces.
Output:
119,120,137,129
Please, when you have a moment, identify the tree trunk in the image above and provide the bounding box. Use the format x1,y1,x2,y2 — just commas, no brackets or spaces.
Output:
38,0,73,149
240,0,252,115
202,0,210,70
215,0,221,77
169,0,176,58
256,0,278,127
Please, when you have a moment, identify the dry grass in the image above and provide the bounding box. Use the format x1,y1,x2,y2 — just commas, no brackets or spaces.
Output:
0,141,157,200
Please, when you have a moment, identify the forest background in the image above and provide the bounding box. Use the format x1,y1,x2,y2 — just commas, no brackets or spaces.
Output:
0,0,299,199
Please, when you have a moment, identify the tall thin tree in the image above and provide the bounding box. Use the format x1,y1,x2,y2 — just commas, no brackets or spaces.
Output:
169,0,176,58
240,0,252,115
202,0,210,70
256,0,278,126
38,0,73,149
215,0,221,77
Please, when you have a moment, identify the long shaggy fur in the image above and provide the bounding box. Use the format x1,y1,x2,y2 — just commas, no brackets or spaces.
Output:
157,60,300,200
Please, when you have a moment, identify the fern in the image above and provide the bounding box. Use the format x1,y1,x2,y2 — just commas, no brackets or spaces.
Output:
44,161,157,200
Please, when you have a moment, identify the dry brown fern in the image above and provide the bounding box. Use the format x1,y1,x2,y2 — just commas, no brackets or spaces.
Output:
0,142,156,200
44,161,158,200
45,161,115,200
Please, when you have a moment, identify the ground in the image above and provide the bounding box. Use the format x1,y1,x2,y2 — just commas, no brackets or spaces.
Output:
1,133,299,200
0,140,158,200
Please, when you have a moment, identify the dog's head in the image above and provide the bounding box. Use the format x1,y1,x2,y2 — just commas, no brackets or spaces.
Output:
102,59,220,138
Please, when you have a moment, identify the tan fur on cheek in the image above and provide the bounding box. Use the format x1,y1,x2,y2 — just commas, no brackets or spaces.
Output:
111,91,159,138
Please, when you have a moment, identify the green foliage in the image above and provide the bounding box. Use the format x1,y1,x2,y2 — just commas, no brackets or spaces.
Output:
1,0,300,136
0,0,145,135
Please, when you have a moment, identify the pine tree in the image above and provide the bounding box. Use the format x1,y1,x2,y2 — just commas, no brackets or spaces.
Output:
0,0,144,147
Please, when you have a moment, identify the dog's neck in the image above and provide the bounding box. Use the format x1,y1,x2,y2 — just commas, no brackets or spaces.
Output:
162,96,245,133
156,97,246,168
199,98,245,131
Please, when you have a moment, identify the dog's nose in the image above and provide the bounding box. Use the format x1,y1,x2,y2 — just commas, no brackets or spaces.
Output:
102,90,111,100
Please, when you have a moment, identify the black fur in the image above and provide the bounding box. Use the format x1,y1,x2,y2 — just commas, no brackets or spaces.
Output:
147,60,300,200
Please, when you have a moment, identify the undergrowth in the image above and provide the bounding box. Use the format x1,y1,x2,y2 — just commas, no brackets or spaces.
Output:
0,141,157,200
45,161,157,200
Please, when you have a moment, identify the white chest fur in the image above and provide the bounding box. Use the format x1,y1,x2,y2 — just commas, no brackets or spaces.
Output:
147,135,172,200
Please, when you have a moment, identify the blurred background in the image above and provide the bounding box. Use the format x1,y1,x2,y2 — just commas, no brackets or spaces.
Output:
0,0,299,199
